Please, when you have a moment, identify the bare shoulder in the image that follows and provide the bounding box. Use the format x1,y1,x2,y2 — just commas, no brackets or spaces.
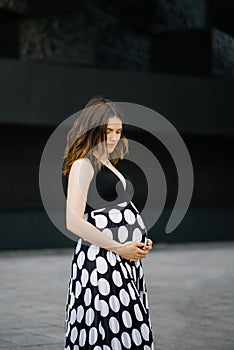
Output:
71,157,94,178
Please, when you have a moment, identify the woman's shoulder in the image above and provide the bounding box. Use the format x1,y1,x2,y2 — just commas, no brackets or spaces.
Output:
71,157,95,176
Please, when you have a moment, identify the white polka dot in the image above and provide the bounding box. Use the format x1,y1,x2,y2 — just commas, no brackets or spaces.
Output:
72,263,77,279
109,295,120,313
76,305,84,322
116,254,121,262
121,332,132,349
124,209,136,225
111,337,122,349
99,322,105,340
71,326,78,344
118,226,128,243
74,345,79,350
135,260,140,268
112,270,123,287
109,316,120,334
126,263,133,278
122,310,132,328
103,346,111,350
75,238,82,254
95,214,108,228
132,266,137,282
118,201,127,207
102,228,113,239
96,256,108,274
77,251,85,269
132,227,142,242
139,265,144,279
145,292,149,309
106,251,117,266
98,278,110,296
81,269,89,287
99,300,109,317
144,346,152,350
69,292,75,307
90,269,98,286
84,288,92,306
137,214,145,229
127,282,136,300
70,309,76,325
69,281,72,293
132,328,142,346
79,328,86,347
85,307,95,326
141,323,150,341
89,327,98,345
65,323,70,336
121,264,128,278
134,304,143,321
87,245,100,261
94,347,102,350
119,288,130,306
75,281,82,298
94,294,100,311
108,208,123,223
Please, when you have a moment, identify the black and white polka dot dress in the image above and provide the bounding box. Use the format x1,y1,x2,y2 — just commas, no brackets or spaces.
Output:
64,157,155,349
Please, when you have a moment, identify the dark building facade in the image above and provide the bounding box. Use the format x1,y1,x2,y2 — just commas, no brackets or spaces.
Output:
0,0,233,249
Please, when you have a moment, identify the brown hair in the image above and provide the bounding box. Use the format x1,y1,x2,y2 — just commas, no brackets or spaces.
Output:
62,96,129,176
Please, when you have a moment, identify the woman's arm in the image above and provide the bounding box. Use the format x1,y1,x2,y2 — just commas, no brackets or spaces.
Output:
66,158,123,252
66,158,149,261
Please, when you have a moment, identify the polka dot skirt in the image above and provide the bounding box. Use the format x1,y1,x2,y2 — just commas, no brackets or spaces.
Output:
64,200,155,349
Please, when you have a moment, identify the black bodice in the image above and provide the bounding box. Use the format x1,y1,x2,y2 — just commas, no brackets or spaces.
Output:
62,157,134,213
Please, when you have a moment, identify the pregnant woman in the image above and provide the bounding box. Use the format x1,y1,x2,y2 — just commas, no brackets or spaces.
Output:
63,96,155,349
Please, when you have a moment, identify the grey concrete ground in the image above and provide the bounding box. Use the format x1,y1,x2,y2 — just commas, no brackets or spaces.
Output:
0,241,233,350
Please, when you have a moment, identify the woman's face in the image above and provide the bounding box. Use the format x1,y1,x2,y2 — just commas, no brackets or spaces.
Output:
106,116,122,153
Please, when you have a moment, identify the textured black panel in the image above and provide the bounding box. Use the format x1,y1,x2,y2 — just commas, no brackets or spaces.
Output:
212,28,234,80
0,0,233,79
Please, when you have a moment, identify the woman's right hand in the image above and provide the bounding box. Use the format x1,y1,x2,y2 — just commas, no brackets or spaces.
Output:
112,241,149,262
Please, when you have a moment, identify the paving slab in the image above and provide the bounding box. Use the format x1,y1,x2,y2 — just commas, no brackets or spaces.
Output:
0,241,233,350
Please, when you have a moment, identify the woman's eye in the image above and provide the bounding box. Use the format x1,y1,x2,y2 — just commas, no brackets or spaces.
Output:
106,131,121,134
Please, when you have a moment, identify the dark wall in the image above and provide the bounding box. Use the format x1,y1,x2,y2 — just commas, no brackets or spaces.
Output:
0,61,233,249
0,0,233,249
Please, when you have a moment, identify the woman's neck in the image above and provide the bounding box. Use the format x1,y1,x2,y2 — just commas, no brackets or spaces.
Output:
92,152,110,165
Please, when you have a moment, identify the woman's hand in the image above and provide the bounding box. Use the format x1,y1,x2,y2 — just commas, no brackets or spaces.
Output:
112,241,149,262
142,238,153,253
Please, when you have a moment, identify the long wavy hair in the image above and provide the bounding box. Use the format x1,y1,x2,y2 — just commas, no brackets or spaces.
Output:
62,96,129,176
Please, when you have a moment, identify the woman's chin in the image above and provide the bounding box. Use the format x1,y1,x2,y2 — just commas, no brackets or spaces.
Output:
107,146,115,153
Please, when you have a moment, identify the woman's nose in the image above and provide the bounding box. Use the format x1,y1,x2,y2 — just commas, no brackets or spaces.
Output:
110,132,117,140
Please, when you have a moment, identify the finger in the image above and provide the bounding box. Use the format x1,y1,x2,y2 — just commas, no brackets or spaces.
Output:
146,240,153,250
137,247,148,254
147,239,153,247
137,251,148,258
135,242,145,248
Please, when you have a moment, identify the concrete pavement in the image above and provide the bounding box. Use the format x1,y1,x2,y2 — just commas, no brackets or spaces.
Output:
0,241,233,350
